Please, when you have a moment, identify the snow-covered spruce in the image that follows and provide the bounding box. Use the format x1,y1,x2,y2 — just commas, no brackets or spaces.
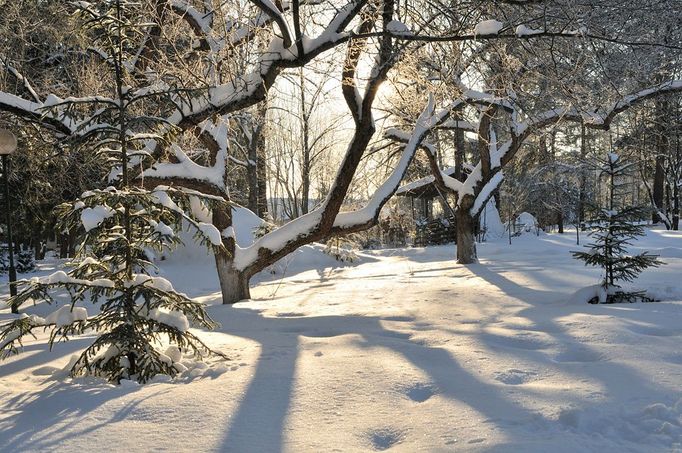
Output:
572,153,663,303
0,1,228,384
0,188,228,383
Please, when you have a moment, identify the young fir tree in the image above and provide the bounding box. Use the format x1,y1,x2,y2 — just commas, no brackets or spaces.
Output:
0,0,227,383
572,152,662,303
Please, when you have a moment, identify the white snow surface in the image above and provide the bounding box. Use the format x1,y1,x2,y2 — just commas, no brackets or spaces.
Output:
148,308,189,332
515,25,543,37
80,205,115,232
386,20,412,36
2,228,682,451
516,212,539,232
44,306,88,327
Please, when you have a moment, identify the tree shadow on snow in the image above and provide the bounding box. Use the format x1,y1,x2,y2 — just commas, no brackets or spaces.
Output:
211,304,555,452
466,263,678,407
0,374,172,451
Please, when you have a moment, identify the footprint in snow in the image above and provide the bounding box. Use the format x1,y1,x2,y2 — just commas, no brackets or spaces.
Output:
381,315,414,322
276,312,306,317
494,369,539,385
553,347,605,363
663,353,682,365
366,427,405,451
401,382,437,402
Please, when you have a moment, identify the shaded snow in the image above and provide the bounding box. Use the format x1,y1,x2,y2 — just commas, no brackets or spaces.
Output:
2,228,682,451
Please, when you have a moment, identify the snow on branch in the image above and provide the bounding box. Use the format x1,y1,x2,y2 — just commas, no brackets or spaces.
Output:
234,95,437,272
169,0,213,37
470,171,504,216
142,143,226,191
249,0,293,48
333,95,437,229
4,62,40,102
0,92,74,135
515,80,682,141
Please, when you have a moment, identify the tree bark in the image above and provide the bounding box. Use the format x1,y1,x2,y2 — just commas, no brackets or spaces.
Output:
256,101,269,218
674,131,680,230
653,99,668,223
453,111,466,182
246,101,269,217
300,69,311,215
212,206,251,304
456,204,477,264
652,149,665,221
578,124,587,225
215,248,251,304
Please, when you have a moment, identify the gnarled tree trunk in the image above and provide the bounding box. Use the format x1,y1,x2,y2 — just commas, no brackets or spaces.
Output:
215,248,251,304
456,203,477,264
213,207,251,304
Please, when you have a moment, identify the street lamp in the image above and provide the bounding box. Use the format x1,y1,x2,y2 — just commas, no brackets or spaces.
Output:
0,129,18,313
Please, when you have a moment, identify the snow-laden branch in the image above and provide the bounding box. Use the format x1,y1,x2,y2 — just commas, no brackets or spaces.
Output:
142,143,227,191
173,0,366,128
333,95,437,229
391,79,682,220
4,62,40,102
514,80,682,141
249,0,293,48
170,0,213,36
233,95,437,272
0,92,74,135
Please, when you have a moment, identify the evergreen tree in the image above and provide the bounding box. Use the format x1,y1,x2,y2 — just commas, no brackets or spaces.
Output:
572,152,663,303
0,0,226,383
15,248,35,273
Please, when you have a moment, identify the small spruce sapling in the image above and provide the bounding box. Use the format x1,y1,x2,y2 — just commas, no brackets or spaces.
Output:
572,153,663,303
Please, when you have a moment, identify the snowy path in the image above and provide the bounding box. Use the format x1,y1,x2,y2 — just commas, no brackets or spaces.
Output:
1,230,682,451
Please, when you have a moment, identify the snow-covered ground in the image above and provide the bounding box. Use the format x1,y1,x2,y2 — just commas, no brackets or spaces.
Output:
1,228,682,452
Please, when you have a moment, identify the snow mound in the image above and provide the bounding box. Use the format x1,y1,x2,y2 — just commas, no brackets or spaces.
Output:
568,284,606,304
386,20,412,36
80,205,115,232
515,24,542,37
558,399,682,448
480,200,505,239
515,212,538,233
474,19,504,36
45,306,88,327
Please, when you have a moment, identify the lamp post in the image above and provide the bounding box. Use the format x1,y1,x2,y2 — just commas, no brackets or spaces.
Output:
0,129,18,313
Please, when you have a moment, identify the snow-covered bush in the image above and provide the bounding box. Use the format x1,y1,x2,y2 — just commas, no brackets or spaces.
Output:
324,235,359,262
380,206,411,247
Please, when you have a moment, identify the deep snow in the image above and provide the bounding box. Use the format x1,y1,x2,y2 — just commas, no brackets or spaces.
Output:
1,227,682,452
